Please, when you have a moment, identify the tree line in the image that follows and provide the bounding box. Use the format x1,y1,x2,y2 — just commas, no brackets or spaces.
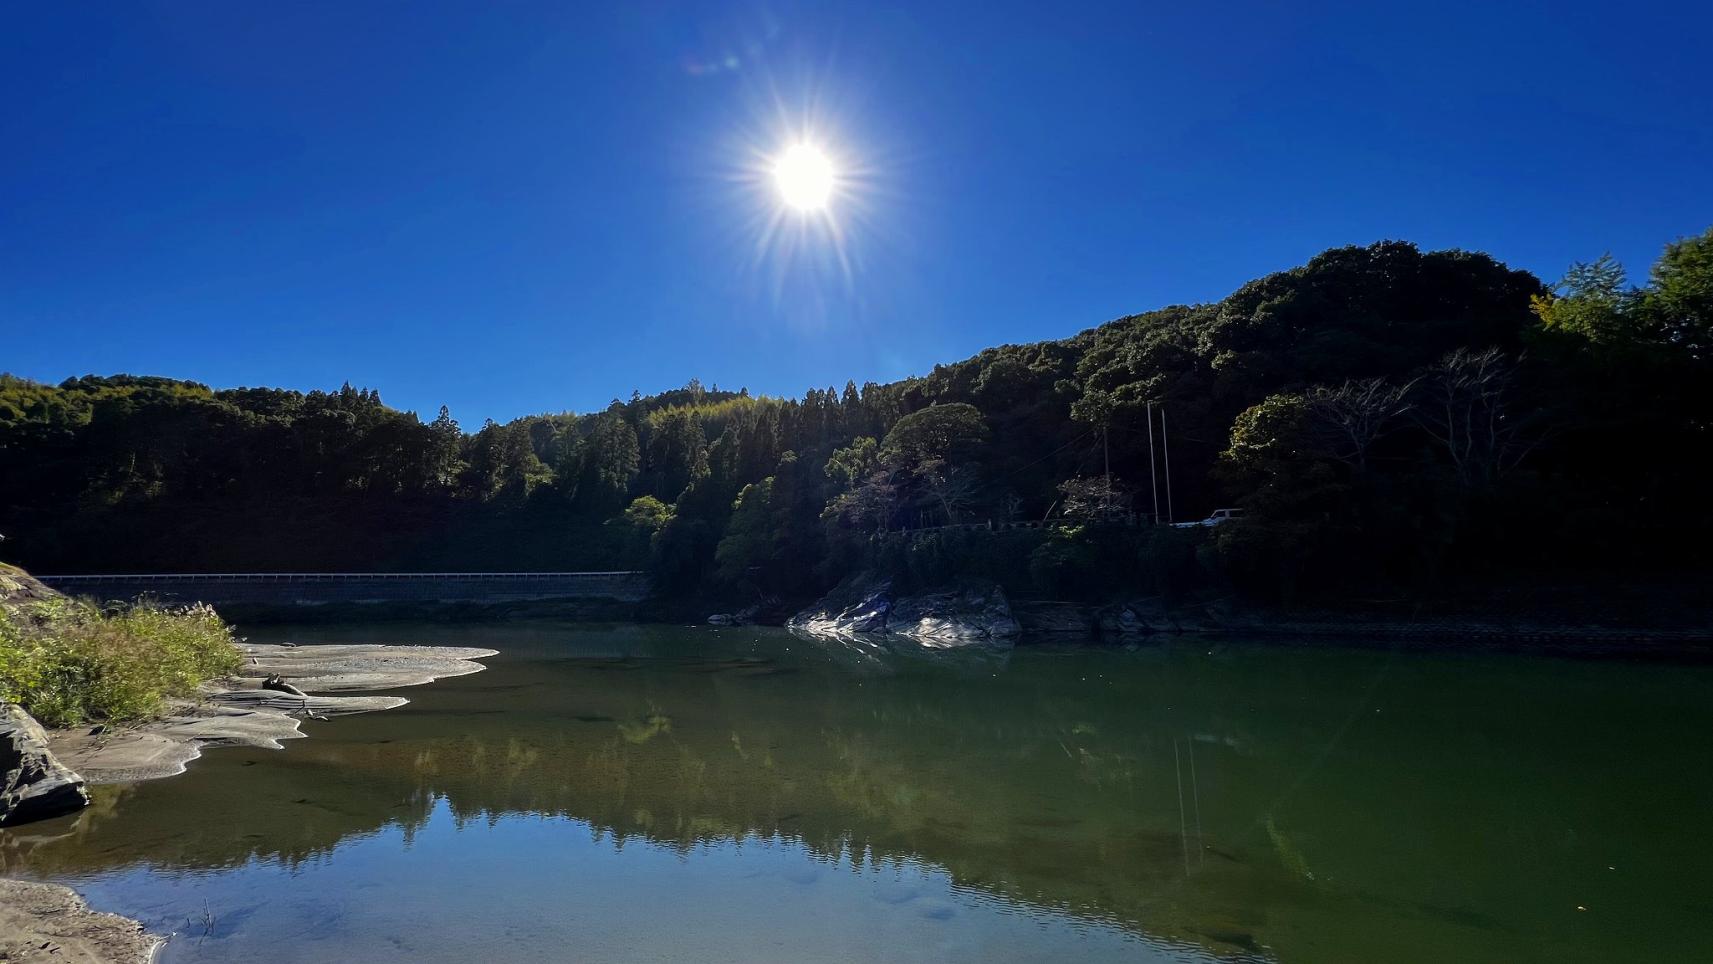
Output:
3,229,1708,603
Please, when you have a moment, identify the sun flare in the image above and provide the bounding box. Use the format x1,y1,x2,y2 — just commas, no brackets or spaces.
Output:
773,144,834,211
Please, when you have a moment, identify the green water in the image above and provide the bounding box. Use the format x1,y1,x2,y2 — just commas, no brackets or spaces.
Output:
4,623,1710,962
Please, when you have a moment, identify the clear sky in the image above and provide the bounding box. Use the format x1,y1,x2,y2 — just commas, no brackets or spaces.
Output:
5,1,1710,425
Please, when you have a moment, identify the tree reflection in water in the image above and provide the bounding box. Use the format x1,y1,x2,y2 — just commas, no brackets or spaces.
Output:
5,622,1710,964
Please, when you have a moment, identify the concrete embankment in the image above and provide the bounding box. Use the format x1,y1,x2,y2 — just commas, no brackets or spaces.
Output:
36,571,649,611
34,571,651,623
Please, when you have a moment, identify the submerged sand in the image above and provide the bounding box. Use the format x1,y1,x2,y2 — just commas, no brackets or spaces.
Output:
47,643,496,783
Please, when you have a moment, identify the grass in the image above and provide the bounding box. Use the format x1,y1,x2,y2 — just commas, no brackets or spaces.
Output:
0,580,243,728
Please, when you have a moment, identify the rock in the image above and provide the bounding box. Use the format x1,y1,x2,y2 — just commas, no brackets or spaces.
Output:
1096,598,1224,639
0,564,59,608
789,574,1018,645
887,582,1020,643
1175,605,1223,634
788,574,895,637
2,704,90,827
711,599,788,627
1097,600,1160,638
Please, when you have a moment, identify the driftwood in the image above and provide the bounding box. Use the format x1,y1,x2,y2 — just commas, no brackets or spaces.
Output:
260,674,307,697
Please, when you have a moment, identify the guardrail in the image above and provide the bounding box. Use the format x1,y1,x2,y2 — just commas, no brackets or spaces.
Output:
35,571,653,606
39,571,645,582
883,517,1148,537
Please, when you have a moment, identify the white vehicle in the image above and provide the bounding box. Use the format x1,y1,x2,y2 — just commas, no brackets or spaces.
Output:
1171,508,1244,528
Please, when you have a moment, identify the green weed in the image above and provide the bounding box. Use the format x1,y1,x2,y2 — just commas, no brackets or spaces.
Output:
0,595,242,728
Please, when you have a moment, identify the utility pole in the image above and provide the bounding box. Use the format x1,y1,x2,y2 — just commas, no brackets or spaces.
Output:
1102,423,1111,519
1146,402,1160,523
1161,406,1175,525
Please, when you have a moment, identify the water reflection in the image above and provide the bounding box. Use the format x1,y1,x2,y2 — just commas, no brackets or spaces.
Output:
784,626,1016,676
5,623,1711,963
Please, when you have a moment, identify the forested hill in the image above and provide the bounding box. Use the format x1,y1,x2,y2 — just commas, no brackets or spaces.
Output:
4,231,1709,604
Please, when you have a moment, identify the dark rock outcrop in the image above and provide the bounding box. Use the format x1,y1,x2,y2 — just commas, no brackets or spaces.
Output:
1,703,90,826
1013,600,1099,635
708,597,788,627
791,574,894,637
1097,598,1222,637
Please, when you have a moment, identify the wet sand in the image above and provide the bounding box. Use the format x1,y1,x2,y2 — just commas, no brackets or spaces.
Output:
47,643,496,783
0,879,162,963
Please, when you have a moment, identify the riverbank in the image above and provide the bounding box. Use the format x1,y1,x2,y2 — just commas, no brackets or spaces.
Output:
3,562,498,961
5,642,496,961
777,572,1713,656
3,562,500,783
47,642,497,783
1,564,243,731
0,879,161,964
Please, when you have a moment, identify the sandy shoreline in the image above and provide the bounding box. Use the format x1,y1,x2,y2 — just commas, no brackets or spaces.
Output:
0,879,163,964
46,643,496,783
4,641,495,961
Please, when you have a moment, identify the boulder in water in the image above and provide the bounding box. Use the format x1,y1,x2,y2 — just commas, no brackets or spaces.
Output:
789,574,1018,645
886,582,1020,643
789,574,895,637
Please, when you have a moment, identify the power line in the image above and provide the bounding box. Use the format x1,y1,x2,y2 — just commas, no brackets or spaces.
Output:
996,427,1095,483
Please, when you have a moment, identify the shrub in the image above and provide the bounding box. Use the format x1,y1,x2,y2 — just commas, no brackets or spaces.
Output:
870,528,1043,592
0,597,242,728
1028,528,1100,597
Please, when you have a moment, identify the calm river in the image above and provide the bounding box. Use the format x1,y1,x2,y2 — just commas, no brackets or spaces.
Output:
3,622,1709,962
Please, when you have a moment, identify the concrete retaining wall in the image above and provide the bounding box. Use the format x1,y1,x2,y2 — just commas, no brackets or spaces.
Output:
37,572,651,607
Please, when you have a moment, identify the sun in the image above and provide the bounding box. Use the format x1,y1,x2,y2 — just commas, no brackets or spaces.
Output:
773,143,834,211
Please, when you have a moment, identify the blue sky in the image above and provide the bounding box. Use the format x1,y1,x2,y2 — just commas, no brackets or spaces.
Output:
5,1,1710,425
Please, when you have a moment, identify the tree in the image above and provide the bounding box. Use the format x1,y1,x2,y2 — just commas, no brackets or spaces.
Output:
642,408,708,501
823,474,899,532
1638,227,1713,360
918,460,982,524
426,406,465,487
574,412,640,514
621,495,675,533
6,231,1710,599
879,403,988,470
1301,377,1415,472
1057,475,1128,521
461,419,551,500
824,437,880,489
1411,348,1545,487
1219,393,1345,518
1530,253,1638,346
715,478,775,583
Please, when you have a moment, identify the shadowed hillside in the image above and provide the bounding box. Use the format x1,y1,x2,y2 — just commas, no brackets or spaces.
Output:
4,233,1710,607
